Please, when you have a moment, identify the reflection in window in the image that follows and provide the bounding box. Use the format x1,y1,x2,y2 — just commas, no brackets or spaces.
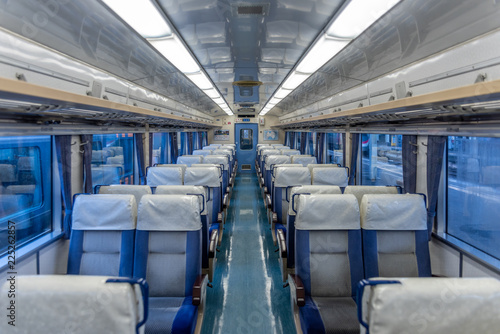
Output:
92,134,134,187
361,134,403,186
447,136,500,260
0,136,52,256
326,133,343,165
152,133,170,165
240,129,253,150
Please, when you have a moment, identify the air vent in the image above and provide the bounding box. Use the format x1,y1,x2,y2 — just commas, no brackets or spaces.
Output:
238,5,264,15
238,114,255,118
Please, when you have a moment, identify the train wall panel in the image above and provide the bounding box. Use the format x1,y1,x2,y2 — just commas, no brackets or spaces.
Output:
429,240,461,277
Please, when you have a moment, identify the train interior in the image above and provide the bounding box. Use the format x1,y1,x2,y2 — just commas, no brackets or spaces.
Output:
1,0,500,333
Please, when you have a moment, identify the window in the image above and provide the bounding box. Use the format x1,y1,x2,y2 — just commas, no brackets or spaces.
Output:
326,133,343,165
0,136,52,256
360,134,403,186
92,133,134,187
240,129,253,150
152,133,171,165
447,136,500,260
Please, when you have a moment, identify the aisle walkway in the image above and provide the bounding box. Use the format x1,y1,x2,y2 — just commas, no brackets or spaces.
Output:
201,173,296,334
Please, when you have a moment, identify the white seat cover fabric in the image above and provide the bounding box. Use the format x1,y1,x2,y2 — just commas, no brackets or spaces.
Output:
311,167,348,186
0,275,145,334
288,185,342,215
344,186,399,206
155,185,208,215
177,155,203,167
137,195,201,231
184,167,221,187
192,150,212,156
147,166,184,186
73,194,137,230
280,149,300,156
203,155,229,171
291,156,317,166
265,155,291,171
360,277,500,334
274,166,311,187
98,185,152,204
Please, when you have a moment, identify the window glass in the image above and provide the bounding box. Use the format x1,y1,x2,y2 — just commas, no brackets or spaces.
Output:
92,134,134,187
0,136,52,256
327,133,343,165
152,133,170,165
361,134,403,186
447,136,500,260
240,129,253,150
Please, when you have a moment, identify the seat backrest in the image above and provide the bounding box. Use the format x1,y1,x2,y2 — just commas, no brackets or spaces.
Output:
295,194,363,298
291,155,317,166
106,155,124,165
68,194,137,277
146,166,184,186
358,277,500,334
208,144,222,148
272,144,284,148
134,195,202,298
155,185,207,216
344,186,400,207
260,149,281,162
280,149,301,156
98,185,152,204
274,166,311,223
0,275,147,334
213,149,233,161
184,166,222,222
360,194,431,278
203,155,229,172
192,149,212,157
177,155,203,166
202,146,217,151
311,166,348,186
265,155,291,171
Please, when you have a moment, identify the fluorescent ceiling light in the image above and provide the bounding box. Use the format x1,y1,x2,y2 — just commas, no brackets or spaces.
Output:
205,89,221,99
149,35,200,73
269,97,282,105
102,0,172,38
296,35,349,74
282,71,309,90
327,0,401,39
275,88,292,99
186,72,212,90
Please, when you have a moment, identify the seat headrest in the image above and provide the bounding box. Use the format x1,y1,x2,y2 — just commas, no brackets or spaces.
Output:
146,166,183,186
271,144,284,147
137,195,201,231
155,185,208,214
260,149,281,158
274,167,311,187
307,164,339,172
202,146,217,150
203,155,229,170
295,194,360,230
280,149,301,156
0,275,146,334
208,144,222,147
213,149,233,159
177,155,203,166
192,149,212,156
360,194,427,230
288,185,342,215
311,167,348,186
359,277,500,334
259,147,278,155
73,194,137,230
344,186,399,206
220,146,235,152
98,185,152,204
265,155,291,170
291,156,317,166
184,167,220,187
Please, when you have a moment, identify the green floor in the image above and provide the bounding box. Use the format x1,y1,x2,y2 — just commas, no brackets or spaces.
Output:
201,173,296,334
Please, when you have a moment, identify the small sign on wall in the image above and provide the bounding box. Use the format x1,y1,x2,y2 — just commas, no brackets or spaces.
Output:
263,130,279,141
214,129,230,141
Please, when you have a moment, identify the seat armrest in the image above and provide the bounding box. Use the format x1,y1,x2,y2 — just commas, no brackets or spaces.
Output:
272,212,278,225
217,212,223,224
265,193,272,210
277,229,287,259
209,229,218,259
223,193,229,209
260,177,265,188
290,274,305,307
192,274,207,306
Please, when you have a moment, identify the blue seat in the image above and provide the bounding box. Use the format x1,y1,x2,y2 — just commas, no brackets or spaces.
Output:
344,185,401,206
260,149,281,178
360,194,431,278
97,184,152,204
134,194,206,334
68,194,137,277
147,166,185,186
177,155,203,167
192,149,212,157
212,149,234,178
264,155,291,196
291,155,317,166
310,166,348,187
278,185,342,282
203,155,230,196
289,194,364,334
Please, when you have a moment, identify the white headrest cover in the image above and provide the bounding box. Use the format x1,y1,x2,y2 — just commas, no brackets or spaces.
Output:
344,186,399,206
147,167,183,186
137,195,201,231
259,147,277,154
177,155,203,166
213,149,233,160
223,144,236,147
288,185,342,215
155,185,208,215
203,155,229,170
280,149,301,156
260,150,281,161
362,277,500,334
98,185,152,204
291,156,318,166
312,167,348,186
265,155,291,170
0,275,144,334
295,194,360,230
208,144,222,147
274,167,311,187
257,144,269,148
360,194,427,230
192,150,212,156
272,144,284,147
202,146,217,150
184,167,221,187
73,194,137,230
307,164,339,173
221,146,235,152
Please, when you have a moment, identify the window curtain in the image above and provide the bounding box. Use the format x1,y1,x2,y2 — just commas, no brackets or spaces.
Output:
55,136,72,238
300,132,307,154
134,133,146,184
426,136,446,239
148,133,153,167
197,132,203,149
349,133,360,185
188,132,194,154
284,132,290,147
170,132,179,163
159,133,168,165
202,131,208,147
402,135,418,194
289,132,296,149
316,133,325,163
342,133,346,167
80,135,93,193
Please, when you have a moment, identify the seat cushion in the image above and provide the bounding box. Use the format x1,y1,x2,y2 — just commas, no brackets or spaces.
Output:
299,296,359,334
147,297,198,334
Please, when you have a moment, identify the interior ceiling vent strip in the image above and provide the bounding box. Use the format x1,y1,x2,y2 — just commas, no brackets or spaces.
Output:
237,5,264,15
